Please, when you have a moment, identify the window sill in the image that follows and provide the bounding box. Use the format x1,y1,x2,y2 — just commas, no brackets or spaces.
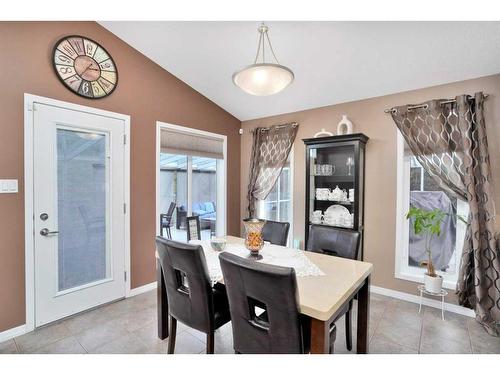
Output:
395,270,457,290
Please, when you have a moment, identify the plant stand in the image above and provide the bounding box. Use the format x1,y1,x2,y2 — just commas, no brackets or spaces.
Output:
417,285,448,320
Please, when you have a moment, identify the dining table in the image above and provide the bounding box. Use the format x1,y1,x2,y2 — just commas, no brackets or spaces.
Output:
156,236,373,354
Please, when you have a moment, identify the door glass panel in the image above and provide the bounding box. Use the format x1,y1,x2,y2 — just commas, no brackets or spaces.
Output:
57,129,109,291
159,153,188,241
308,145,355,228
192,156,217,240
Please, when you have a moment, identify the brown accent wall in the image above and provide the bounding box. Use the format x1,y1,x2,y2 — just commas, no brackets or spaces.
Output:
241,74,500,305
0,21,241,332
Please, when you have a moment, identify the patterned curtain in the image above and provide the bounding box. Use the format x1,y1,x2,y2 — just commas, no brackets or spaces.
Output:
246,123,298,218
390,92,500,336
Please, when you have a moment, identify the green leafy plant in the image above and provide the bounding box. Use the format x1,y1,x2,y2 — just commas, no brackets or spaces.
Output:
406,206,466,277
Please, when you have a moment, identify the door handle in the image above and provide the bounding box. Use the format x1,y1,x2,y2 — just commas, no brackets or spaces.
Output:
40,228,59,236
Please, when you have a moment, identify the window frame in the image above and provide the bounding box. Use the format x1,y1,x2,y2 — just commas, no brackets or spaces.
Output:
258,149,294,246
156,121,227,238
395,132,467,289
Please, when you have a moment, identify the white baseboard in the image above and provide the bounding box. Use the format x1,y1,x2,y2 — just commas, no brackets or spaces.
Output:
128,281,157,297
371,285,475,318
0,324,27,344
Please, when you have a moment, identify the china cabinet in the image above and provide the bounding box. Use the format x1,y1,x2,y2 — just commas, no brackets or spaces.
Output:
303,133,369,260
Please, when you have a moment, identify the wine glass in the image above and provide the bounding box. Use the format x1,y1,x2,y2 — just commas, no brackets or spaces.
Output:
346,156,354,176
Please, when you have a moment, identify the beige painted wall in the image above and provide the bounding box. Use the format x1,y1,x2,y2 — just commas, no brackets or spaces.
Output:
241,74,500,305
0,22,241,333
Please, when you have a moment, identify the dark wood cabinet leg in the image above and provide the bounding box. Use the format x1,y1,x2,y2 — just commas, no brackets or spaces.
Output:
310,318,330,354
157,260,169,340
167,315,177,354
206,331,215,354
356,276,370,354
345,310,352,351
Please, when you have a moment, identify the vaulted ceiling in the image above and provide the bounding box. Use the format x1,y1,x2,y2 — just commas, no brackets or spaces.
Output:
100,21,500,121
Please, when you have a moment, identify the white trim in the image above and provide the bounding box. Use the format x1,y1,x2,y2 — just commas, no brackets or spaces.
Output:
24,94,35,333
0,325,27,344
128,281,157,297
156,121,228,237
371,285,475,318
123,118,132,298
187,157,193,215
394,130,406,285
23,93,131,333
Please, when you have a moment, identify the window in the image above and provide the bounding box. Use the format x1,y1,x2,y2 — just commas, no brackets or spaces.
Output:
157,123,227,243
160,154,219,241
395,134,468,289
258,154,293,245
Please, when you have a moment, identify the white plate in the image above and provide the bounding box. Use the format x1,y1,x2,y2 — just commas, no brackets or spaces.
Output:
324,204,350,221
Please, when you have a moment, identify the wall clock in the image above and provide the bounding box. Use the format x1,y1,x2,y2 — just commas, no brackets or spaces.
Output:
52,35,118,99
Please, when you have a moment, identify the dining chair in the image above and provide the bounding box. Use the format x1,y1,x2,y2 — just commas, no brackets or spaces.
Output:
219,252,336,354
155,237,231,354
306,224,360,351
261,220,290,246
186,215,201,241
160,202,176,239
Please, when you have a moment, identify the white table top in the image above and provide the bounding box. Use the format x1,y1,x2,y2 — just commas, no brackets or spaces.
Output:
156,236,373,321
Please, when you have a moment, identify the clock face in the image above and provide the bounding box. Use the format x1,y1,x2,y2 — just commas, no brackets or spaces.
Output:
53,36,118,99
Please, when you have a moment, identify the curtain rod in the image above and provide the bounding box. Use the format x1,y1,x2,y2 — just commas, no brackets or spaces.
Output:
250,122,298,133
384,94,489,114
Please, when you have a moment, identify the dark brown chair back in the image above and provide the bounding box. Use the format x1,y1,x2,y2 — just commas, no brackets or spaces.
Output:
155,237,214,333
166,201,176,216
186,216,201,241
219,252,307,354
160,202,177,236
262,220,290,247
306,225,360,260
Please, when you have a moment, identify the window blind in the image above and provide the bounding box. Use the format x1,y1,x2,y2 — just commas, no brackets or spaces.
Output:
160,129,224,160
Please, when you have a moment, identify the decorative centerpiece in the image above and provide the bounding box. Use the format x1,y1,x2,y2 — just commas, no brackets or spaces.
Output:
243,218,266,260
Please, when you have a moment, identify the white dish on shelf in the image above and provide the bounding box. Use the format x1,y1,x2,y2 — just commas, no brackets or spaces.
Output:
324,204,351,226
325,204,350,217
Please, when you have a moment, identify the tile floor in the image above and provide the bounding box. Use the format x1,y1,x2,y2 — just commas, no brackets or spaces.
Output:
1,290,499,354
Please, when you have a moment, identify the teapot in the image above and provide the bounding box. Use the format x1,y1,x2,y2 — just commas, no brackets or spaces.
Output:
329,185,343,201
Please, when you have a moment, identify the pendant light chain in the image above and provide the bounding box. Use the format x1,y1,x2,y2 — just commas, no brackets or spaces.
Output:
265,30,280,65
262,29,265,63
252,23,280,65
253,30,263,64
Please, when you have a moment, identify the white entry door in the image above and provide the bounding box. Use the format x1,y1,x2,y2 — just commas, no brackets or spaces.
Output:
33,102,126,327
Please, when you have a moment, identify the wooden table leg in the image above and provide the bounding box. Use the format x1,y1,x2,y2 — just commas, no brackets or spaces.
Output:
356,276,370,354
157,259,168,340
310,318,330,354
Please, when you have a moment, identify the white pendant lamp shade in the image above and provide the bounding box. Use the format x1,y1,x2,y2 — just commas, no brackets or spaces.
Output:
233,63,294,96
233,24,294,96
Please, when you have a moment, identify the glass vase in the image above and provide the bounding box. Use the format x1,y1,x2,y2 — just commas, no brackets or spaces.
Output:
242,218,265,260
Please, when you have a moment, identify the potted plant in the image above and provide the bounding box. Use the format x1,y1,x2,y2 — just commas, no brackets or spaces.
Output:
406,206,465,293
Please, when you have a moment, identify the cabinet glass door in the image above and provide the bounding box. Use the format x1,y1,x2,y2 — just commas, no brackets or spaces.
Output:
309,145,356,229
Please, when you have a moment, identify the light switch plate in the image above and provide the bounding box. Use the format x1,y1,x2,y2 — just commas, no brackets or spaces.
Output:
0,179,18,193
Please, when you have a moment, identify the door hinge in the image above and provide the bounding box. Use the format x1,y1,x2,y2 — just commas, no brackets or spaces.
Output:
123,203,127,214
27,103,35,112
123,134,127,145
124,271,127,282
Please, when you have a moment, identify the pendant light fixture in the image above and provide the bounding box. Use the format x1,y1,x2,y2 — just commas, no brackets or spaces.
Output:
233,23,294,96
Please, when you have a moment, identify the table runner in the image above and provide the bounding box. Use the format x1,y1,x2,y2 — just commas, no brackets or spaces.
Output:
190,237,325,286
